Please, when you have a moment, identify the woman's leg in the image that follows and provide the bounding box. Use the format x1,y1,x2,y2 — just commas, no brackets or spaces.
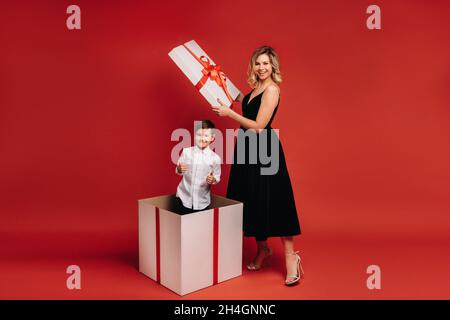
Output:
281,236,301,281
247,237,272,270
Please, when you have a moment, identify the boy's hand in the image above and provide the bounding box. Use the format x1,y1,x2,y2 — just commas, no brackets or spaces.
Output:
177,163,188,174
206,172,216,185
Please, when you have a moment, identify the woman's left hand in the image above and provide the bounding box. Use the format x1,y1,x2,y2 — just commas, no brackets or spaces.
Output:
211,99,232,117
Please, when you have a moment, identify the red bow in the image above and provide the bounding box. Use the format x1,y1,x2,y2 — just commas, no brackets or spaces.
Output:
183,45,234,106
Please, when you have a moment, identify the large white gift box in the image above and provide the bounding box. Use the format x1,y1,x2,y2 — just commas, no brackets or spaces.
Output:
138,194,243,296
168,40,240,107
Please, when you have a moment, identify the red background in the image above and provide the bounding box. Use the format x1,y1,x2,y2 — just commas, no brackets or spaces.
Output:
1,0,449,299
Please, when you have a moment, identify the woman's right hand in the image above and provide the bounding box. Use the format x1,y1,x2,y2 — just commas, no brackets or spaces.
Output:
177,163,188,174
212,99,232,117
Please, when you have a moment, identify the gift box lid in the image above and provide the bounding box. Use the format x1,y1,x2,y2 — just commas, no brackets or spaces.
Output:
138,194,241,215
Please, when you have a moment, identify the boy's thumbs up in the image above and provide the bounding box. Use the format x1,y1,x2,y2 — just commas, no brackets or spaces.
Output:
206,171,215,185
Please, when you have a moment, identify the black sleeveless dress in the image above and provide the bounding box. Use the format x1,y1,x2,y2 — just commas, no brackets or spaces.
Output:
226,90,301,241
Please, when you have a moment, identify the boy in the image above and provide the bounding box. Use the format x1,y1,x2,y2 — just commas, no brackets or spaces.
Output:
175,120,221,213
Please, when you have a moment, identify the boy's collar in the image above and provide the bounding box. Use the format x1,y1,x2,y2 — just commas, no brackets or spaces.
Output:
194,145,210,152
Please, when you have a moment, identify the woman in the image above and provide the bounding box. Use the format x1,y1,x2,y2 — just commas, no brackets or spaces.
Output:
212,46,304,286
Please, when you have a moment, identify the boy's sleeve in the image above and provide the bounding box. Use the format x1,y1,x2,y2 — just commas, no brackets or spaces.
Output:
175,148,185,175
212,154,221,184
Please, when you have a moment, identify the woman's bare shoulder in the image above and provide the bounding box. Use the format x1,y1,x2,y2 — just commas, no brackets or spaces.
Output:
262,84,280,99
265,83,280,95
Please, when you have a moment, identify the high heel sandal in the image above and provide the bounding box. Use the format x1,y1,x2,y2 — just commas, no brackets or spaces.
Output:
246,247,273,271
285,251,305,286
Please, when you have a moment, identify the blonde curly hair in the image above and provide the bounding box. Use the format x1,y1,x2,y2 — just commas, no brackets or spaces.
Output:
247,46,282,88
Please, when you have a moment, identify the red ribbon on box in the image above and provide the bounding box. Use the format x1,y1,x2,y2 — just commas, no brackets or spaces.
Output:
156,207,161,284
183,44,234,106
213,207,219,285
154,207,220,285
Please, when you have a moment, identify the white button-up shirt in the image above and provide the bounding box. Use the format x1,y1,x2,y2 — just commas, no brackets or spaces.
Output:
176,145,221,210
